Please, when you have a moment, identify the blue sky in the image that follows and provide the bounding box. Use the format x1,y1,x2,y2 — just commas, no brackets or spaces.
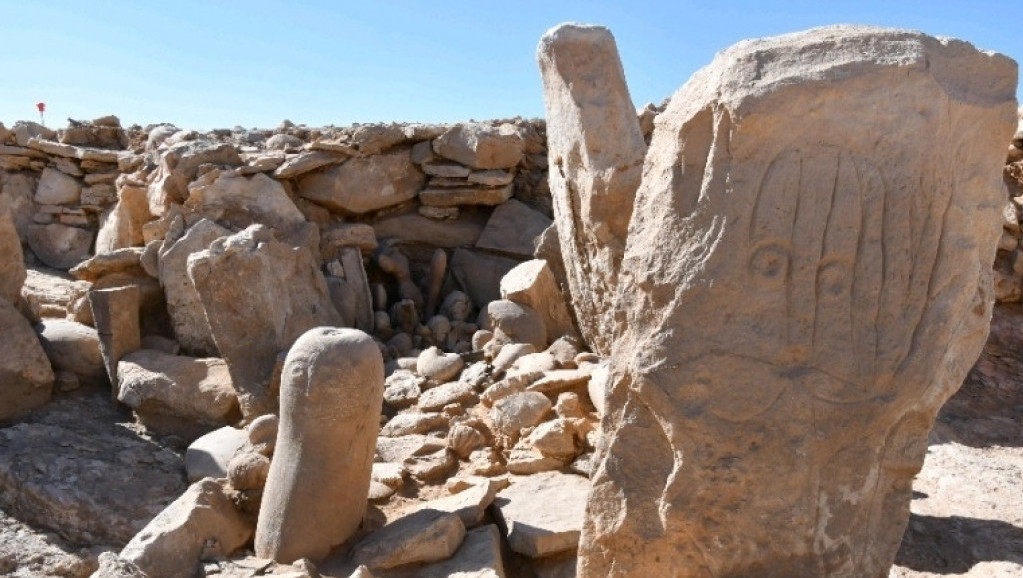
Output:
0,1,1018,130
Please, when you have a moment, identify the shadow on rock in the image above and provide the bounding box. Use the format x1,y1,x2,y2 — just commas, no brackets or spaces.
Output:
896,514,1023,573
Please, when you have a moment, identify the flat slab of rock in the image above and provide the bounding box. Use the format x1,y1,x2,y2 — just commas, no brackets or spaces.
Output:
419,184,512,207
351,509,465,570
297,148,425,215
491,471,589,558
475,199,552,259
419,524,505,578
0,391,187,545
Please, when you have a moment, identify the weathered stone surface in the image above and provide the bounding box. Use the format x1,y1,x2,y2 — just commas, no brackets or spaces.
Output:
35,167,81,205
70,247,145,283
94,185,151,253
89,552,146,578
1,172,37,239
418,380,477,412
117,349,239,440
0,391,187,545
147,141,241,216
450,249,521,308
380,412,449,437
424,478,500,527
35,319,107,386
0,297,53,421
490,392,551,438
158,218,230,356
538,24,646,357
571,26,1018,578
417,346,465,382
0,207,25,305
185,425,247,482
120,478,252,578
500,259,577,344
492,471,588,558
433,123,523,169
326,246,374,332
27,223,93,269
484,299,547,349
420,184,513,207
383,370,425,409
418,524,505,578
351,509,465,570
297,148,425,215
273,150,345,179
373,210,486,248
255,328,383,563
188,226,342,417
475,199,552,259
185,170,306,231
90,286,142,395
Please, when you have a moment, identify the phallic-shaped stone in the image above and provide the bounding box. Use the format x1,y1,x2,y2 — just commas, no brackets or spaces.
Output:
255,328,384,563
558,25,1019,578
537,23,647,356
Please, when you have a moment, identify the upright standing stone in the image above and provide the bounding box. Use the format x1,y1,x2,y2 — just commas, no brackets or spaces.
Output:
187,225,342,418
550,26,1019,577
537,24,647,356
89,286,142,400
255,327,384,563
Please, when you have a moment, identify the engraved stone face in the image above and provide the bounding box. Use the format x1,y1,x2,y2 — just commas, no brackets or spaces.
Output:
545,25,1019,578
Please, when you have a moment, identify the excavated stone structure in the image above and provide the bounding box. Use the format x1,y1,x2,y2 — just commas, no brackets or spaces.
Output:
539,25,1020,578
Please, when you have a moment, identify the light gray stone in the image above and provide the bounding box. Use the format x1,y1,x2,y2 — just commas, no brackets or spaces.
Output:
185,425,247,482
351,509,465,570
492,471,589,558
475,199,552,258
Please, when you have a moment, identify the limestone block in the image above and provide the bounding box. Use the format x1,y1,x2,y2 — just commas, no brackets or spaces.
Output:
117,349,239,440
94,185,151,253
35,167,81,205
0,207,25,305
490,391,551,438
34,319,106,386
273,150,345,179
185,425,247,482
120,478,252,578
146,140,241,216
89,285,141,397
538,24,647,356
373,210,486,248
419,184,512,207
433,123,523,169
417,346,465,382
500,259,577,344
0,297,53,421
484,300,547,349
351,509,465,570
255,328,383,563
297,148,425,215
475,199,553,258
185,170,306,231
558,25,1019,578
187,225,342,417
491,471,589,558
27,223,93,269
414,524,504,578
158,218,230,356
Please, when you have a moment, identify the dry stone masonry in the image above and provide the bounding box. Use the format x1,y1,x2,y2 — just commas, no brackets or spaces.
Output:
0,21,1018,578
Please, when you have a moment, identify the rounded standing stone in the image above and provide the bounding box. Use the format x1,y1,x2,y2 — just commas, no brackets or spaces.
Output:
254,327,384,563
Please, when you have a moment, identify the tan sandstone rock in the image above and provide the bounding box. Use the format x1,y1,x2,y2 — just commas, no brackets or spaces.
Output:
187,225,342,417
556,25,1019,578
120,478,252,578
297,148,425,215
0,297,54,421
0,206,25,305
255,328,384,563
537,23,647,356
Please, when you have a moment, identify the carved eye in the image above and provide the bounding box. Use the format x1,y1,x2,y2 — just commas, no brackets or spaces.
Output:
816,260,848,298
750,243,790,281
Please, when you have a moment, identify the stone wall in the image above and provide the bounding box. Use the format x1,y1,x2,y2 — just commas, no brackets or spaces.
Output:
0,116,559,322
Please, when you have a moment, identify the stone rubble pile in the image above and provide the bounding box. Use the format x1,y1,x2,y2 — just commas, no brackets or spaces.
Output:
0,21,1017,578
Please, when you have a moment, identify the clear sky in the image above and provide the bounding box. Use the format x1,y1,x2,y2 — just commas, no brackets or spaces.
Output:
1,1,1018,130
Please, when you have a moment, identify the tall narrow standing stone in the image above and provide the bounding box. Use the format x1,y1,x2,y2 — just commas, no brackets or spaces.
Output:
254,327,384,563
537,24,647,356
89,285,141,400
556,26,1018,577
